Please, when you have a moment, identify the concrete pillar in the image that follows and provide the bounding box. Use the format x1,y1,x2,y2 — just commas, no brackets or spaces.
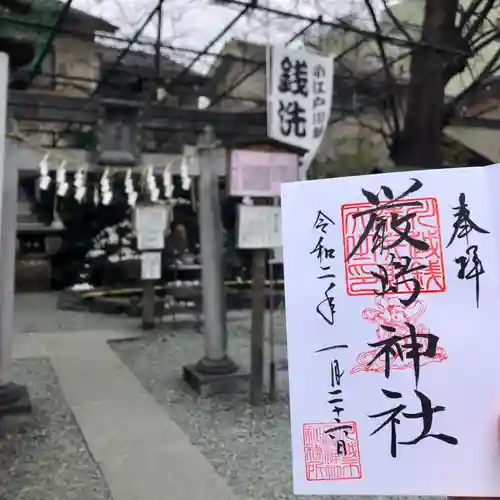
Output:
0,53,31,417
183,126,241,395
198,127,229,363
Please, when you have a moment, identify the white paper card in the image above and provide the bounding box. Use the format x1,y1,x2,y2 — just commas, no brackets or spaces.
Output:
229,149,298,197
281,166,500,497
141,251,161,280
135,205,168,250
237,205,282,249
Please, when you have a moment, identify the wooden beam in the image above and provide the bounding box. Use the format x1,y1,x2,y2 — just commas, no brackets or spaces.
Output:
6,90,274,145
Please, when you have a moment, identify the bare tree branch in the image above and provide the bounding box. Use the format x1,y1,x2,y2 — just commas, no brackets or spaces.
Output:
463,0,497,43
380,0,414,42
469,26,499,52
362,0,401,135
356,115,392,151
443,46,500,124
458,0,484,32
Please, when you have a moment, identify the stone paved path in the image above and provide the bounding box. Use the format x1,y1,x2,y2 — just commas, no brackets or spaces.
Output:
12,322,241,500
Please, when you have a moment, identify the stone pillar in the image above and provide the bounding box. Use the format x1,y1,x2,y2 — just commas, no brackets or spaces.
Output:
0,53,31,417
183,126,242,396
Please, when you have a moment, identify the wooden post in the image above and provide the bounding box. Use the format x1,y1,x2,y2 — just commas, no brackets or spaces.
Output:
142,277,155,330
268,254,276,402
140,250,163,330
135,205,167,330
250,247,266,406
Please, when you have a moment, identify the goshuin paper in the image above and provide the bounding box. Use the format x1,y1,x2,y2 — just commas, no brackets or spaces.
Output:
281,166,500,497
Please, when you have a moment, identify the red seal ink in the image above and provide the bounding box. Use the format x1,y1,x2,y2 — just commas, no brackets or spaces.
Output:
351,297,447,378
341,197,446,297
303,421,362,481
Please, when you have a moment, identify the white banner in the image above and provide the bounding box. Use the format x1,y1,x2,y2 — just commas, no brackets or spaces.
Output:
281,165,500,496
267,46,334,179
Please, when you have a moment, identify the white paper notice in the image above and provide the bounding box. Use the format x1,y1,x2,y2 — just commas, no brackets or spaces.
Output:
237,205,282,249
229,149,298,198
281,166,500,497
141,251,162,280
135,205,168,250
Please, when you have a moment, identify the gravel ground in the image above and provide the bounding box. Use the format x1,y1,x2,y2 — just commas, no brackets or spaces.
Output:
111,314,438,500
0,358,113,500
111,315,298,500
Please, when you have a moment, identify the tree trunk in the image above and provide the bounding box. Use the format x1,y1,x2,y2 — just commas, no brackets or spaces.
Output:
391,0,459,167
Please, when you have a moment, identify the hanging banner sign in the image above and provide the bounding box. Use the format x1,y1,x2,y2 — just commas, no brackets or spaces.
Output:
267,46,334,179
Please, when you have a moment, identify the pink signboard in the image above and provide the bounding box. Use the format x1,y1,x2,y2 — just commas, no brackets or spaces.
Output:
229,149,299,197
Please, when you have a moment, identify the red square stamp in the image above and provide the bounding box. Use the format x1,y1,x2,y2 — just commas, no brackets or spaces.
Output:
341,197,446,297
303,421,362,481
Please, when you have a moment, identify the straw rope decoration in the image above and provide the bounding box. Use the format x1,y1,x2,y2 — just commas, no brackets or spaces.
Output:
6,131,214,208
